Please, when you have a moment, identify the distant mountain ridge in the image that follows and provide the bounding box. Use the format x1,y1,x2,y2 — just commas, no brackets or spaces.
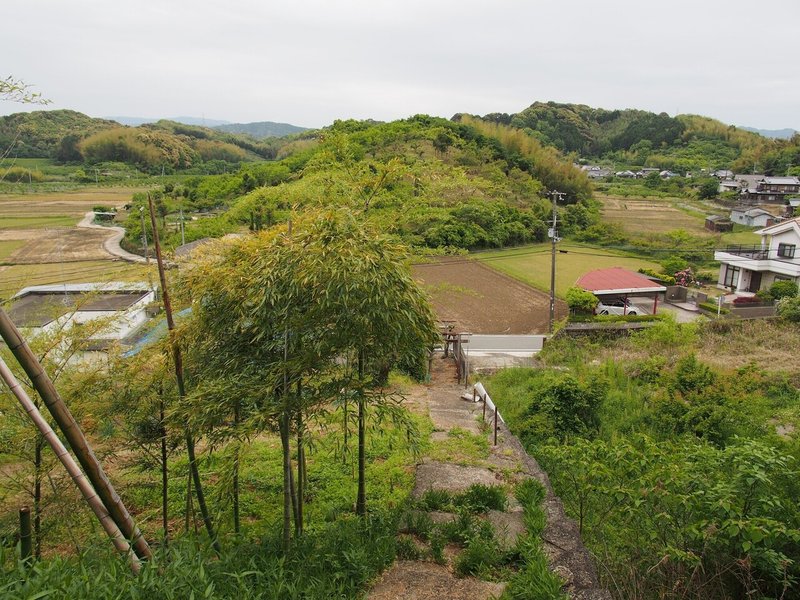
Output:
214,121,309,139
741,127,797,140
105,116,309,138
106,116,232,127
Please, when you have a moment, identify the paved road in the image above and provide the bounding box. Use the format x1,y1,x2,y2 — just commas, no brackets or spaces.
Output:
467,334,546,353
77,211,149,264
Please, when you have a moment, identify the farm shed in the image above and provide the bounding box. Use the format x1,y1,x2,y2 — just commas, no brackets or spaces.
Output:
705,215,733,232
576,267,666,315
7,282,156,361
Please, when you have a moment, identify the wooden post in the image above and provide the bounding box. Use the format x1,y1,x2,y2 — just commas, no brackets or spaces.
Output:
0,312,151,563
482,393,487,420
19,506,32,562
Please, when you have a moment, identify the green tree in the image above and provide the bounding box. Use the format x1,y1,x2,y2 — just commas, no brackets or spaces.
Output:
697,177,720,199
179,208,438,545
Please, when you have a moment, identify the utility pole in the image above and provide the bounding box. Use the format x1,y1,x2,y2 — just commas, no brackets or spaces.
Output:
548,190,564,334
139,206,149,264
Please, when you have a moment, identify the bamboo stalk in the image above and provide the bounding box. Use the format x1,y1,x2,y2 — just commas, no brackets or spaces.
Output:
19,506,32,562
147,193,220,554
0,357,141,574
0,310,151,562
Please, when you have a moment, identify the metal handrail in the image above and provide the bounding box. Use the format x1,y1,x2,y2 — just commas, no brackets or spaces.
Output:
472,382,503,446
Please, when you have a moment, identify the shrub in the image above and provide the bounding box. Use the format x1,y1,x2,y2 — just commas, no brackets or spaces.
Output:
661,255,689,275
637,267,676,285
777,295,800,322
698,301,729,314
673,354,715,395
766,280,798,301
565,286,598,313
2,166,45,182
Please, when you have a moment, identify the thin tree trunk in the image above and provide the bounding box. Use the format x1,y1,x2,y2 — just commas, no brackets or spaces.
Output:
295,394,304,535
288,447,298,530
232,399,240,535
342,398,349,463
33,435,42,559
0,311,151,562
160,398,169,546
184,468,193,534
148,194,220,555
356,349,367,517
279,411,292,552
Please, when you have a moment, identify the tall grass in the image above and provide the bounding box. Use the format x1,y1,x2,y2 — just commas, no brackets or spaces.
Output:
0,512,399,599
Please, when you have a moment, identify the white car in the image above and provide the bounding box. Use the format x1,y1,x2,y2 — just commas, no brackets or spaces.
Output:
596,299,639,316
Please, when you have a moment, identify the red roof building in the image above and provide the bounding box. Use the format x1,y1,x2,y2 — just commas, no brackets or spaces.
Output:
576,267,667,315
576,267,666,295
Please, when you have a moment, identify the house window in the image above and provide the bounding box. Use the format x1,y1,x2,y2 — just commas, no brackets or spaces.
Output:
777,243,796,258
723,265,740,288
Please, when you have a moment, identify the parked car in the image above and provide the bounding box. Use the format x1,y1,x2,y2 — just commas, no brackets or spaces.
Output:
596,299,639,316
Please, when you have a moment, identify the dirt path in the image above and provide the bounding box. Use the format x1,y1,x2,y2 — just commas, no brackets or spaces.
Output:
367,357,609,600
76,211,148,263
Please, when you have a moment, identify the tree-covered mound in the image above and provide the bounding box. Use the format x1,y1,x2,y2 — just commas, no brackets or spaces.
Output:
124,114,596,253
0,110,301,172
0,109,119,158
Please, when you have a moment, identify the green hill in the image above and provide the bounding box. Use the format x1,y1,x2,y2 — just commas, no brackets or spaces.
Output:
123,115,594,253
0,109,119,158
0,111,293,172
480,101,776,172
214,121,308,138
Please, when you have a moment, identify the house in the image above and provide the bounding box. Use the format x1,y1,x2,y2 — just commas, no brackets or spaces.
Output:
6,282,156,360
729,207,778,228
714,217,800,293
580,165,612,179
713,169,734,180
705,215,734,232
739,176,800,204
719,180,742,194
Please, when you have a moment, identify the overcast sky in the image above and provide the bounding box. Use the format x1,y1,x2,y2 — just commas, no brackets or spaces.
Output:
3,0,799,130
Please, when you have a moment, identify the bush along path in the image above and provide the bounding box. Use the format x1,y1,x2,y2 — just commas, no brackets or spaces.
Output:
368,356,609,600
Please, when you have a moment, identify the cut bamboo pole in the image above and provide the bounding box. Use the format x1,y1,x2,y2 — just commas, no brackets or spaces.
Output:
0,310,152,562
0,357,141,574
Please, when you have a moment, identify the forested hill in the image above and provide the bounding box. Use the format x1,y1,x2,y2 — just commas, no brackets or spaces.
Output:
125,115,594,253
214,121,308,138
0,110,296,170
478,101,794,172
0,110,119,158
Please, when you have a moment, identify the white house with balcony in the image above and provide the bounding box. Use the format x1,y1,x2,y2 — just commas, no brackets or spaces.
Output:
714,218,800,293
